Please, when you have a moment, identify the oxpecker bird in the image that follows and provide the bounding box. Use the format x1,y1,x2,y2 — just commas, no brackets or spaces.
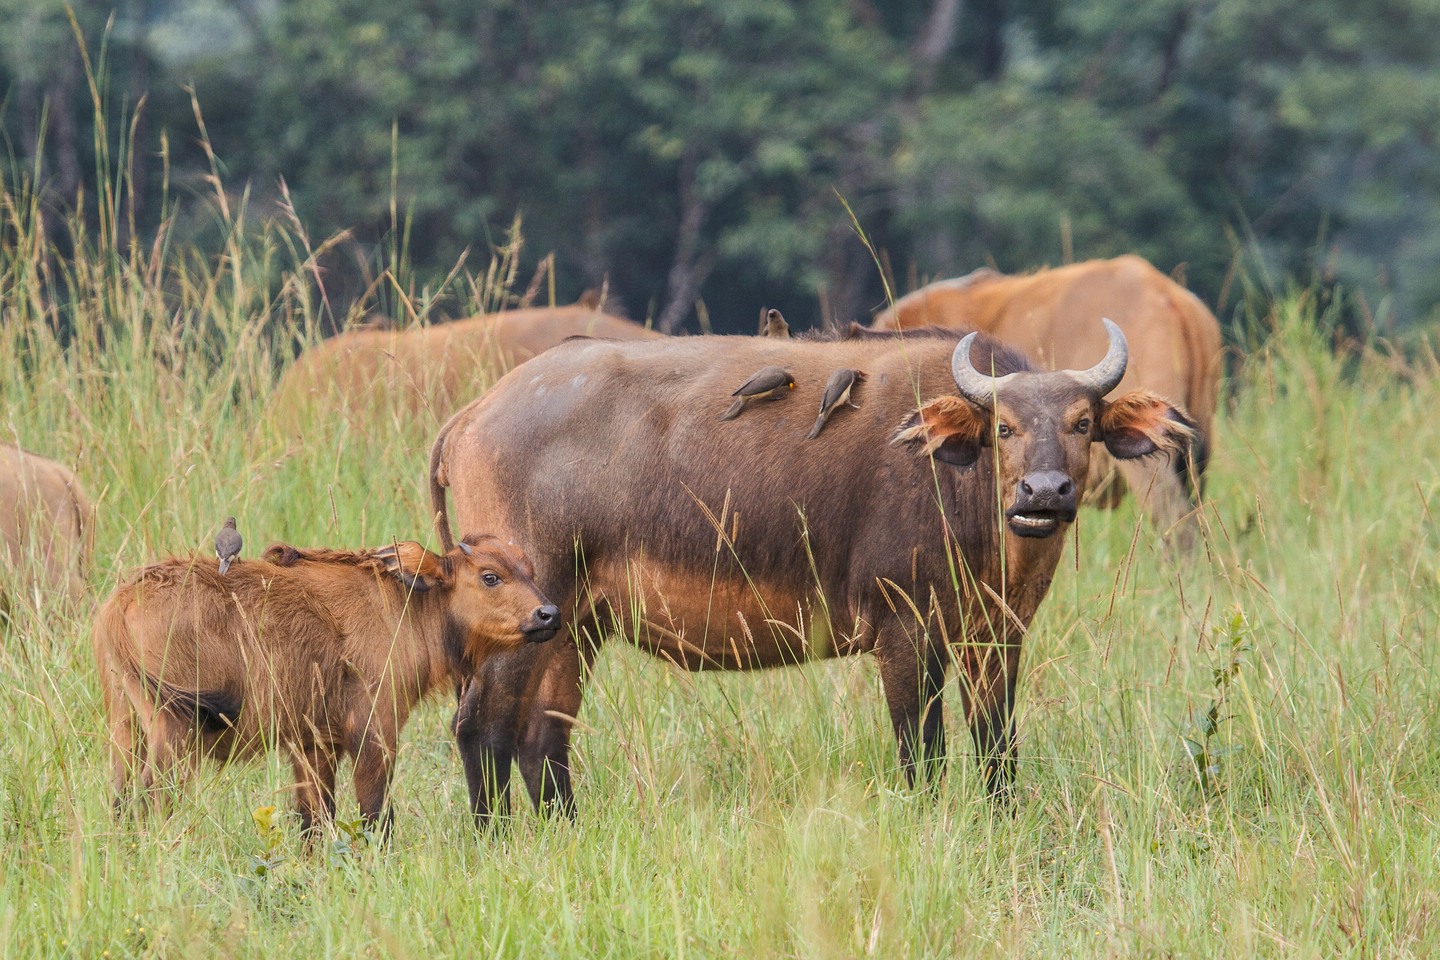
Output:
760,308,790,338
720,365,796,421
806,368,866,440
215,517,243,575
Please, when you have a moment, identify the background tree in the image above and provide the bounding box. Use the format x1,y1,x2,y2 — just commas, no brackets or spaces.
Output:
3,0,1439,333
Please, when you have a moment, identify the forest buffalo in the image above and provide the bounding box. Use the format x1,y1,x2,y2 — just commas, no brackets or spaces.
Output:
428,321,1195,822
93,534,559,837
268,301,662,432
1,443,90,608
873,256,1221,541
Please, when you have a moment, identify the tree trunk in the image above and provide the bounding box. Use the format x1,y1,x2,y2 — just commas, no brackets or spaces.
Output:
657,152,715,334
911,0,963,93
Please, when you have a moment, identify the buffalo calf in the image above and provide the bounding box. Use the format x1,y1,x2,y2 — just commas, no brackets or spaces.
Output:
93,533,559,837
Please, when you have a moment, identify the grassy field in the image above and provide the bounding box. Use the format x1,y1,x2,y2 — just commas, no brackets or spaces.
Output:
2,177,1439,959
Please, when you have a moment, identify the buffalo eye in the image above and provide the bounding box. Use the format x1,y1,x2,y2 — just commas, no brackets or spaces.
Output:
996,423,1014,440
1074,417,1091,435
481,572,502,587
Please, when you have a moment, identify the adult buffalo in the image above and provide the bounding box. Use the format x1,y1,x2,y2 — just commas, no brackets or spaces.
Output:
428,322,1195,821
1,443,90,608
873,256,1221,540
268,302,662,431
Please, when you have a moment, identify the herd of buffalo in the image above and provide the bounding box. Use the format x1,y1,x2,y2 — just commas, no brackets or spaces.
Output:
2,254,1222,839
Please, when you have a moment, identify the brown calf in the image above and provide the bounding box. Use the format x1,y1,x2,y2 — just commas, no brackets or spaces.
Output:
92,534,559,836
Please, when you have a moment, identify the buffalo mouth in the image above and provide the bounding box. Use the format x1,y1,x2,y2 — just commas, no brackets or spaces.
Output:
521,623,561,643
1004,507,1074,538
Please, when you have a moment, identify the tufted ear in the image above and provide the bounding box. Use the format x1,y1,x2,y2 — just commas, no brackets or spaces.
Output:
893,395,990,467
1098,390,1197,460
374,541,449,592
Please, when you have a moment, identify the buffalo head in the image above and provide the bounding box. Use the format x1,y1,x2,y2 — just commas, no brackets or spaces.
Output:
897,319,1197,539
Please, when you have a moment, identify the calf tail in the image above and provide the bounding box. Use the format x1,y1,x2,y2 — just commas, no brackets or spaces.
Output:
142,677,243,734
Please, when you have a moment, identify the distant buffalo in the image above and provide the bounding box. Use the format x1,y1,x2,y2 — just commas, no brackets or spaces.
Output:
1,443,90,608
873,256,1221,541
93,534,559,837
430,321,1194,821
268,301,662,431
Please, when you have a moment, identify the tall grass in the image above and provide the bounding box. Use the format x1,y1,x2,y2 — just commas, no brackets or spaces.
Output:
3,102,1440,959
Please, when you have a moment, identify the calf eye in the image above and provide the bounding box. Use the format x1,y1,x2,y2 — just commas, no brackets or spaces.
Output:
481,572,502,587
1074,417,1091,434
996,423,1014,440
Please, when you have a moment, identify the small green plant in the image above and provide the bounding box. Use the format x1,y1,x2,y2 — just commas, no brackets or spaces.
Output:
246,805,288,879
1181,605,1255,798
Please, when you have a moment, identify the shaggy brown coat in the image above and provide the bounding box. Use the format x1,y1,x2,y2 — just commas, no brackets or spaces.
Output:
429,329,1194,821
92,535,558,835
872,255,1221,540
1,443,90,606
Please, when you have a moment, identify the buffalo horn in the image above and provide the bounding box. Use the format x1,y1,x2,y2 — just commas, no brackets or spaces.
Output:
1066,318,1129,396
951,331,1018,404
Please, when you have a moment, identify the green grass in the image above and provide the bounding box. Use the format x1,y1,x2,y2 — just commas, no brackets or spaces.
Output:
3,173,1440,957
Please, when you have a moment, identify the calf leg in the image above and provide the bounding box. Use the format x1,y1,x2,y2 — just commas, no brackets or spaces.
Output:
876,631,949,788
351,731,397,841
138,708,187,816
289,746,337,840
105,677,144,815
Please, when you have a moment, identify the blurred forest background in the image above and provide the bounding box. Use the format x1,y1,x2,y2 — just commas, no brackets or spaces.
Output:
3,0,1438,335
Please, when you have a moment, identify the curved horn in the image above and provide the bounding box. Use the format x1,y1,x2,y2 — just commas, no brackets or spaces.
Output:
1067,318,1129,396
951,331,1018,404
457,540,474,557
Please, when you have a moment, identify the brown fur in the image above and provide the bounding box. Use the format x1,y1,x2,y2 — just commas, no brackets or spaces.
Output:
1,443,91,607
267,303,663,433
92,533,556,836
428,331,1194,820
873,255,1222,538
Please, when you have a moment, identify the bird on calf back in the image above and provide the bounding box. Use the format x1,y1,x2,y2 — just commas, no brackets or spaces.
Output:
215,517,242,575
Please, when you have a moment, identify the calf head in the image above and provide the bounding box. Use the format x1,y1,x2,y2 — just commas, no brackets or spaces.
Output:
376,535,560,664
898,319,1196,539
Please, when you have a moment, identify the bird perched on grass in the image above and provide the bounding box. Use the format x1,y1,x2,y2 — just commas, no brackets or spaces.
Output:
806,368,866,440
760,308,790,338
720,366,796,421
215,517,243,575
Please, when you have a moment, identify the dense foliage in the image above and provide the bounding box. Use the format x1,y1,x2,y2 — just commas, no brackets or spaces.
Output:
4,0,1439,332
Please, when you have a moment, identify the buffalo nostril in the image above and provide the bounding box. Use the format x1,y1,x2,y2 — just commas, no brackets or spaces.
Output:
1058,479,1073,496
535,604,559,624
1020,479,1033,496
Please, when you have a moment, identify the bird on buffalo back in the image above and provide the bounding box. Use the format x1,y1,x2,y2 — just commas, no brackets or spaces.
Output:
719,366,796,421
760,308,790,339
215,517,243,575
806,368,866,440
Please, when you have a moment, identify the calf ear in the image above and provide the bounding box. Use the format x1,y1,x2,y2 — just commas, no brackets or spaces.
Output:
375,541,449,592
1098,390,1197,460
893,396,989,467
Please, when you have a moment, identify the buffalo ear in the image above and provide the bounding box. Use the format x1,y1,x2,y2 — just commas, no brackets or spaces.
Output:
893,396,988,468
375,541,449,592
1098,390,1197,460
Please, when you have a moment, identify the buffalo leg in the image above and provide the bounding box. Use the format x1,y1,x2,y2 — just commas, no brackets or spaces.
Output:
290,746,337,841
516,634,591,819
959,634,1021,802
876,632,949,787
454,642,563,827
